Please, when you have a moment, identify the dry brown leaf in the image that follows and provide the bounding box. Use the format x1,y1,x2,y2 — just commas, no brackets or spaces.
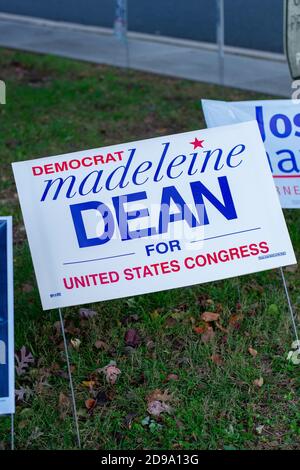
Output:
253,377,264,388
229,314,241,324
94,340,109,350
201,312,220,322
79,308,97,319
229,314,243,325
58,392,70,419
147,400,171,416
201,326,215,343
147,389,172,404
85,398,96,410
210,354,223,366
124,328,141,348
248,347,258,358
165,317,177,327
22,283,33,293
166,373,179,382
193,325,207,334
100,362,121,385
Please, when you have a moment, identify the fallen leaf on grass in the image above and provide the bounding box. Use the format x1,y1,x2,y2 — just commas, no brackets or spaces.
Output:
34,373,51,395
201,326,215,343
253,377,264,388
85,398,96,411
147,389,173,403
146,339,155,350
22,283,33,293
124,328,141,348
292,340,300,350
100,361,121,385
70,338,81,350
58,392,71,420
193,325,207,335
85,390,110,415
165,317,177,327
166,373,179,382
79,308,97,319
15,346,34,376
82,380,96,389
27,427,43,444
287,350,300,365
229,314,243,325
146,389,173,416
95,390,111,406
256,425,264,435
248,347,258,358
201,312,220,322
15,386,33,402
94,339,109,350
147,400,171,416
210,354,223,366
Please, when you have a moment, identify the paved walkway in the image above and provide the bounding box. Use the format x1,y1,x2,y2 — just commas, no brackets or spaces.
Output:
0,15,293,97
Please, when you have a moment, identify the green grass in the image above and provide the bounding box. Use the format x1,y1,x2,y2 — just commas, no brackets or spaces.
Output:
0,48,299,450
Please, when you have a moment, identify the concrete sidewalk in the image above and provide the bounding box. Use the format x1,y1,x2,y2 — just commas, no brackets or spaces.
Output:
0,14,293,97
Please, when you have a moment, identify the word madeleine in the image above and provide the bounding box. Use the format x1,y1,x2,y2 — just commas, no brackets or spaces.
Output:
12,122,296,310
37,142,243,246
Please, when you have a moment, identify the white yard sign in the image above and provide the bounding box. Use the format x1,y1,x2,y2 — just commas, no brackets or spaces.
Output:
202,99,300,208
13,122,296,310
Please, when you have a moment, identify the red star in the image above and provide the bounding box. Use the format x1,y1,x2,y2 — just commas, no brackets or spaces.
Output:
190,138,205,150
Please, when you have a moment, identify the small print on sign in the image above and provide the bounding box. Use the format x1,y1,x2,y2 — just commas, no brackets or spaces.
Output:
0,217,14,415
202,99,300,209
12,122,296,310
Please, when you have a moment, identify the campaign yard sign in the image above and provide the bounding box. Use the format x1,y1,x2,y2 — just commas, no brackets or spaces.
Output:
0,217,14,415
12,122,296,311
202,99,300,209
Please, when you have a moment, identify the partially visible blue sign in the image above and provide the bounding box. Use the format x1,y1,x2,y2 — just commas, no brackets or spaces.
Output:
0,217,14,415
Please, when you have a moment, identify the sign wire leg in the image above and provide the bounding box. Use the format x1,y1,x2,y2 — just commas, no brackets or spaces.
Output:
125,0,130,70
58,308,81,448
10,413,14,450
279,268,300,352
216,0,225,87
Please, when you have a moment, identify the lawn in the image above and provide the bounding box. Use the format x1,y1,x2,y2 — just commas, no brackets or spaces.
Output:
0,48,299,450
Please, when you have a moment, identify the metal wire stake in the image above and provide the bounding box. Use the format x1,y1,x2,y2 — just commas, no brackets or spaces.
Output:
125,0,130,70
279,267,300,352
10,413,14,450
216,0,225,87
58,308,81,449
